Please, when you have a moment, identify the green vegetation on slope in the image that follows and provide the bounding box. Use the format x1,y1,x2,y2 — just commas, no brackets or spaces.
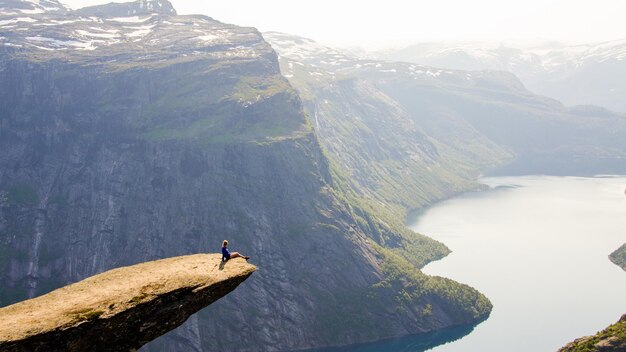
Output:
326,156,450,268
141,71,310,144
559,314,626,352
266,54,495,334
294,68,507,213
310,241,491,341
558,245,626,352
609,244,626,271
374,244,492,322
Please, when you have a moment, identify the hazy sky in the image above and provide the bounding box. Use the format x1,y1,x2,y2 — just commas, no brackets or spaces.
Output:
62,0,626,49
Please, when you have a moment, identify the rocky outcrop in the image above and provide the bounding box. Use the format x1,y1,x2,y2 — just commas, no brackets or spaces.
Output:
559,314,626,352
610,244,626,271
559,247,626,351
0,254,255,351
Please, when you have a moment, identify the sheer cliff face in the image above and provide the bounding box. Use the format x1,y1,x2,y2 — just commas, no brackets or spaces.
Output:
264,33,511,212
0,1,490,351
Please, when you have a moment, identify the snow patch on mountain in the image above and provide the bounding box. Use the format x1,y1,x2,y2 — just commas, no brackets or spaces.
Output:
0,0,268,60
370,38,626,112
2,0,67,14
26,35,96,50
108,14,156,23
265,32,516,91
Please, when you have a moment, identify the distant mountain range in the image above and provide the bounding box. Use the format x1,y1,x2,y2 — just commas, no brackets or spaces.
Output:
265,32,626,182
372,39,626,113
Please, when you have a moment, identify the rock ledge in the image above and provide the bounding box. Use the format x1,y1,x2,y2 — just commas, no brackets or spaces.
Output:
0,254,255,351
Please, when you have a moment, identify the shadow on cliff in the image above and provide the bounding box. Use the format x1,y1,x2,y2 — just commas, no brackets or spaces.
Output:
219,260,242,271
303,322,480,352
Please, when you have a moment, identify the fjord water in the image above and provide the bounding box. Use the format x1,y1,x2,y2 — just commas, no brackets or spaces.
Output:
412,175,626,352
310,176,626,352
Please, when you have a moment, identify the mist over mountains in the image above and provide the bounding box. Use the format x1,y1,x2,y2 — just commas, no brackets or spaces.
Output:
266,32,626,177
371,39,626,113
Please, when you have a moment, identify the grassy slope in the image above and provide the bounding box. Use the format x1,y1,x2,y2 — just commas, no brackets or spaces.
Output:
559,314,626,352
140,71,312,145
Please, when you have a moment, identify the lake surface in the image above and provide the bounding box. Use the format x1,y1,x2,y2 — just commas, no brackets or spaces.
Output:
313,175,626,352
414,175,626,351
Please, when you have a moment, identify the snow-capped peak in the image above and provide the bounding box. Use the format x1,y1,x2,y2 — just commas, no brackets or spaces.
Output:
0,0,67,15
75,0,176,17
264,31,356,66
0,0,268,62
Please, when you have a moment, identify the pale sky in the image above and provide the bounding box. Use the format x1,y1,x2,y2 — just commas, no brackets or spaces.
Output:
62,0,626,49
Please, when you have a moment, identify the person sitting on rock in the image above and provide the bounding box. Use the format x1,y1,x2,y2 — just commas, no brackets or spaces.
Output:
221,240,249,261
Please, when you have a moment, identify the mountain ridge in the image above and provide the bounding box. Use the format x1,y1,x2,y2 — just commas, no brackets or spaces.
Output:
76,0,177,17
371,38,626,113
264,32,626,213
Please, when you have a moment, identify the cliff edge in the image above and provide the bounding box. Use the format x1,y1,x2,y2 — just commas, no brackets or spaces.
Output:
0,254,256,351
